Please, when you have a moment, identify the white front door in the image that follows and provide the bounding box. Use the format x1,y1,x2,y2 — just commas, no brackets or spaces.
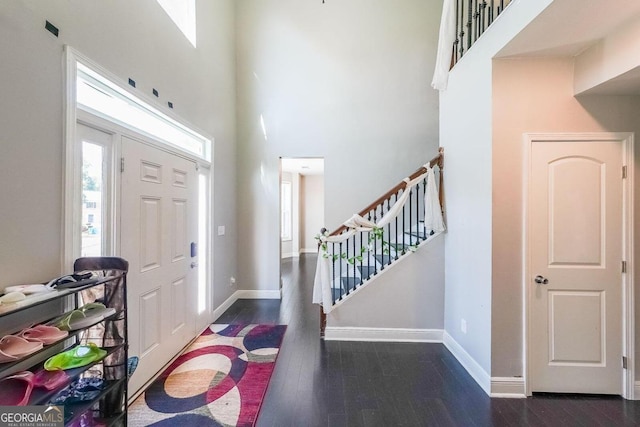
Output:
529,136,624,394
120,136,198,394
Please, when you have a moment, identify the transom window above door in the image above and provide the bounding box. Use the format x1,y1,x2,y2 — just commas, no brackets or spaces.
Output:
76,63,210,162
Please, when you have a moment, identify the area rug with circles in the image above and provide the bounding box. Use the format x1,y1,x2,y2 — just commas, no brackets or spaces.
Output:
128,324,287,426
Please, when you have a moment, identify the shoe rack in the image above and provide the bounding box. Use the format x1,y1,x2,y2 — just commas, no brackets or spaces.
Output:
0,257,129,426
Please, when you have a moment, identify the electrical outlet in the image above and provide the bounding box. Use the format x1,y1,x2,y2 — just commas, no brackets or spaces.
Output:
230,276,236,287
461,319,467,334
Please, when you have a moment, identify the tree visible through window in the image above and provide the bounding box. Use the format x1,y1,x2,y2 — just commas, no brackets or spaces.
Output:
81,142,104,256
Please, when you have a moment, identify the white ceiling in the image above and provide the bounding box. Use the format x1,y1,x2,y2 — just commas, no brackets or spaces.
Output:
498,0,640,58
281,158,324,175
496,0,640,95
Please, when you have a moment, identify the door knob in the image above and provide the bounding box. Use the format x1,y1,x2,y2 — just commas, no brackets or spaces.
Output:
190,262,198,269
534,275,548,285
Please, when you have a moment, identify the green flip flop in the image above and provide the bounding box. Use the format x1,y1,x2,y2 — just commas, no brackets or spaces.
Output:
44,343,107,371
54,303,116,331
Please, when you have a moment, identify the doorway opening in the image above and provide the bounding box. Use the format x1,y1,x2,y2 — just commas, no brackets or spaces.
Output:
279,158,325,292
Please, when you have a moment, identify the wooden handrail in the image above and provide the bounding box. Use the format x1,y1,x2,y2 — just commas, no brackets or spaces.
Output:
328,147,444,237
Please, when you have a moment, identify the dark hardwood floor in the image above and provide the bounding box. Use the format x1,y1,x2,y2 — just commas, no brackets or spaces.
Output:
216,254,640,426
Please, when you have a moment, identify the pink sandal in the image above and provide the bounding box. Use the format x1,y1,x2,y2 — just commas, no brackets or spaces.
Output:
0,335,43,363
33,368,69,390
0,371,35,405
20,325,68,345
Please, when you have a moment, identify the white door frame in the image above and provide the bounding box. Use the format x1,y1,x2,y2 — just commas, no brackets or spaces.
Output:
63,46,213,270
523,132,635,399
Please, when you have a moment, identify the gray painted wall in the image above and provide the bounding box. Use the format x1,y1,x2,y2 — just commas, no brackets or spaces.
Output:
0,0,238,310
235,0,442,292
440,0,553,375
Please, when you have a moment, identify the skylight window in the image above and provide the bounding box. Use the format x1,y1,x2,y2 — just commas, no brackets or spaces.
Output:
157,0,197,47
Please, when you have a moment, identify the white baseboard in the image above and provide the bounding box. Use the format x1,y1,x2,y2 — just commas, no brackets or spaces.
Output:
634,381,640,400
281,252,299,258
324,327,443,343
490,377,526,398
300,248,317,254
212,289,281,322
212,291,240,322
236,289,281,299
443,331,491,396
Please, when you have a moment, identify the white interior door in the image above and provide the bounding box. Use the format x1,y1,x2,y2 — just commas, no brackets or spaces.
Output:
120,136,198,394
529,137,624,394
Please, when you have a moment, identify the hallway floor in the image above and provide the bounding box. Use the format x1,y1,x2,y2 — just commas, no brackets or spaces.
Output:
216,254,640,426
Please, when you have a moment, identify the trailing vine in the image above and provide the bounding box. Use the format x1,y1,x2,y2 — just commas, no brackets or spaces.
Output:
315,226,419,265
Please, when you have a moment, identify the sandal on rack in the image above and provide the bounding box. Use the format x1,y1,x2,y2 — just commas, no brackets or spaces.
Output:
33,368,70,390
54,303,116,332
0,291,26,305
0,371,35,405
20,325,69,345
4,284,52,295
50,377,105,405
44,343,107,371
45,273,98,290
79,302,116,320
0,335,43,363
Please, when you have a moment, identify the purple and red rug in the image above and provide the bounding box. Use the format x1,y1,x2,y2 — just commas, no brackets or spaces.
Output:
128,324,286,426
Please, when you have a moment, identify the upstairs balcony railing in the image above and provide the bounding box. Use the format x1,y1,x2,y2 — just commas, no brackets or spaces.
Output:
452,0,513,66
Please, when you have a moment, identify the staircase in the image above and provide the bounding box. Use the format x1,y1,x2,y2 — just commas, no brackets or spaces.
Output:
330,220,438,302
314,149,445,335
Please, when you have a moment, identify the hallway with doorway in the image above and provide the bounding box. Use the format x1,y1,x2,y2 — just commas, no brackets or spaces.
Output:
216,254,640,426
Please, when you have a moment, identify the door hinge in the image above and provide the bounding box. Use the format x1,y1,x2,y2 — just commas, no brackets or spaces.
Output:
622,165,627,179
120,157,125,173
623,356,628,369
622,260,627,273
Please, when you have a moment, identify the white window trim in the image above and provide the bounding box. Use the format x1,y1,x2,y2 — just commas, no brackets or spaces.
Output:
63,46,213,271
77,64,210,161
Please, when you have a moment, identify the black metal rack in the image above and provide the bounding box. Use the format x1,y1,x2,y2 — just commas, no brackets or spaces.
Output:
0,257,129,426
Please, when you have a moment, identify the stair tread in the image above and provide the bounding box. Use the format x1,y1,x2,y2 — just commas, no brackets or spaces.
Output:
407,231,428,239
340,276,362,294
374,254,393,266
357,265,376,279
389,242,411,250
